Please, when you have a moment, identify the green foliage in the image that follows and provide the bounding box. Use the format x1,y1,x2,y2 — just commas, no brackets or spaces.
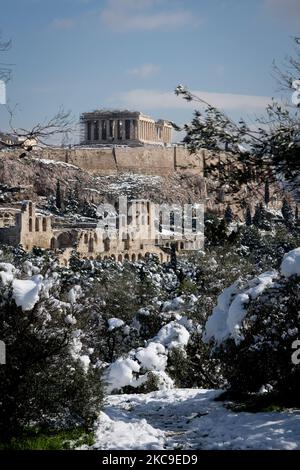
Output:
0,266,103,441
213,275,300,401
0,427,94,450
167,334,222,389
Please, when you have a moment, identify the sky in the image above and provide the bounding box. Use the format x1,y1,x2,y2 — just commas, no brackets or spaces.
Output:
0,0,299,142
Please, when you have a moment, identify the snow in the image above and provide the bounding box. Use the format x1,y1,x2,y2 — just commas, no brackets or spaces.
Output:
92,389,300,450
135,342,167,371
32,157,80,170
107,318,124,331
105,357,144,393
12,275,43,311
203,271,278,345
0,262,16,285
104,319,190,393
94,411,165,450
280,248,300,278
68,285,82,304
154,321,190,350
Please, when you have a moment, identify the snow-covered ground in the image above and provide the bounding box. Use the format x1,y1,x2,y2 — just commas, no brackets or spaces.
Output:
93,389,300,450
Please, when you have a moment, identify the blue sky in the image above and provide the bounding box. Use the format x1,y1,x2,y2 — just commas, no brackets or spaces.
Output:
0,0,299,142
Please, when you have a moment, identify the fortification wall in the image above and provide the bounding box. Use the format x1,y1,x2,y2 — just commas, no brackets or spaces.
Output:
19,146,204,176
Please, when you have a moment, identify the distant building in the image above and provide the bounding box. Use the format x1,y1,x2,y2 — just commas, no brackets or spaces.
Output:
80,110,172,146
0,131,19,149
0,201,203,266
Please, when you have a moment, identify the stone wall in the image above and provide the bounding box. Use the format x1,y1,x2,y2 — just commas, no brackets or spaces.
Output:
20,146,204,176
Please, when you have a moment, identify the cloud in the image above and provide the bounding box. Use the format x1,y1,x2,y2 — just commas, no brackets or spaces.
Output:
264,0,300,21
114,89,271,112
52,18,75,30
128,64,160,78
101,0,199,32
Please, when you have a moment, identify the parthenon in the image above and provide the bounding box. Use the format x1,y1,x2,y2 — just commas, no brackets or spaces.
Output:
80,110,172,146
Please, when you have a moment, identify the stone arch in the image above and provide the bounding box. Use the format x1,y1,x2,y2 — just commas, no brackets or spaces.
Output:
118,254,123,262
111,254,116,261
138,253,143,260
57,231,73,249
132,253,136,262
35,218,40,232
29,218,32,232
42,218,47,232
124,253,129,260
50,237,56,250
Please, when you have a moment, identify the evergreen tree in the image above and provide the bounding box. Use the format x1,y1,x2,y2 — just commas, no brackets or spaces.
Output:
56,180,62,210
264,179,270,206
216,218,228,244
245,205,252,226
253,202,271,230
253,203,262,227
170,243,177,272
282,198,294,227
224,205,233,224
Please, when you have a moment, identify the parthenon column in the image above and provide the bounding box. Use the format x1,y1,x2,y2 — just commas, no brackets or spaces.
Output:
106,119,111,140
113,120,118,140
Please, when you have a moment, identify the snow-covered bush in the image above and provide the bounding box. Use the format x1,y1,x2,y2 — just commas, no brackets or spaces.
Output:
0,254,103,441
203,248,300,401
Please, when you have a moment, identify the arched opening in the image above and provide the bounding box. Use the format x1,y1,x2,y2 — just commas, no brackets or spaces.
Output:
104,237,110,252
57,231,74,249
180,241,184,250
35,218,40,232
88,238,94,253
118,254,123,262
29,218,32,232
132,253,136,262
42,218,47,232
138,253,143,260
111,254,116,261
50,237,56,250
104,255,108,260
124,234,130,250
124,253,129,260
28,202,33,217
89,256,94,260
84,233,89,244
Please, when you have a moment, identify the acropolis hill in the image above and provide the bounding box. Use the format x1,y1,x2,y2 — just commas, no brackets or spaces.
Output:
0,109,287,223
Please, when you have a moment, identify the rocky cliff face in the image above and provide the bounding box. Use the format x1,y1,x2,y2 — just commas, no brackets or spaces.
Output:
0,150,288,220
